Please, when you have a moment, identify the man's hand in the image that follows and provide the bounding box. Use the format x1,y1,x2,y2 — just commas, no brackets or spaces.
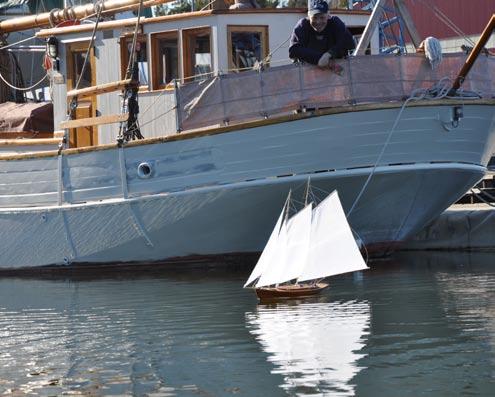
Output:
317,52,331,69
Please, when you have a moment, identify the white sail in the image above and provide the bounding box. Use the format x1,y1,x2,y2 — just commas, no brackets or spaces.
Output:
255,219,289,288
243,198,287,288
255,203,312,288
279,203,312,283
298,191,368,283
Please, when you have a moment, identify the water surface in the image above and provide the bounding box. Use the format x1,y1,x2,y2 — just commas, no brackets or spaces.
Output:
1,251,495,396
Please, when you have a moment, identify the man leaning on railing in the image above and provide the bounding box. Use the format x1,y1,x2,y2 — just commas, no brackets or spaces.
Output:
289,0,355,69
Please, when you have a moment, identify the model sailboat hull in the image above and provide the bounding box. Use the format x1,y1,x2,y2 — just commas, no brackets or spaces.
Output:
255,283,330,300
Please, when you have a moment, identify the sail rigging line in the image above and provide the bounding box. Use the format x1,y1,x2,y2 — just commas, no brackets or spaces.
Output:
118,0,145,142
415,0,476,48
346,76,454,218
199,0,218,11
73,1,104,92
124,0,144,80
0,35,38,51
260,34,291,67
0,68,47,91
0,34,48,93
126,102,176,130
65,1,105,124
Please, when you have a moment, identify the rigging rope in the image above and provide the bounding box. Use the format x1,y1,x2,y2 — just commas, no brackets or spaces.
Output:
119,0,145,142
73,0,104,91
0,35,38,51
416,0,477,48
0,69,47,91
346,77,455,218
64,0,105,125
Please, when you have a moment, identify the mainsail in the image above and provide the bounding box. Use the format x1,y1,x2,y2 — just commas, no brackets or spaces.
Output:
298,191,368,282
246,190,368,289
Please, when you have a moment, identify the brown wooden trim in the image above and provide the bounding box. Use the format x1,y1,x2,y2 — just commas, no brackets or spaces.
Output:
182,26,213,81
227,25,269,72
66,41,98,147
37,8,370,38
38,17,139,38
119,34,148,82
0,138,62,147
1,98,491,162
60,113,128,129
0,132,53,139
150,30,179,90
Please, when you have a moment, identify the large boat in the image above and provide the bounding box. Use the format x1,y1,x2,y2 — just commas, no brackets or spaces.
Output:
0,1,493,269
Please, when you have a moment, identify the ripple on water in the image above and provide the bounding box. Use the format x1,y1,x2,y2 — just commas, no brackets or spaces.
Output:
1,252,495,396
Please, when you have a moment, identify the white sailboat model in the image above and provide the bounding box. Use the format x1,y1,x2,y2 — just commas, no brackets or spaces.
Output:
245,190,369,300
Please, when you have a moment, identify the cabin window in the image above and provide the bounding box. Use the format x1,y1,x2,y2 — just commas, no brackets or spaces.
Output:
151,31,179,90
182,27,212,81
71,51,93,88
227,25,269,72
120,35,149,87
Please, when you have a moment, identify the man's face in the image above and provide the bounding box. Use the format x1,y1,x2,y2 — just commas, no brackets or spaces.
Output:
309,12,328,33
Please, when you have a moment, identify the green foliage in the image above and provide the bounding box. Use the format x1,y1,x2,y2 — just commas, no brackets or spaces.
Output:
155,0,211,16
284,0,349,9
155,0,280,14
286,0,306,7
257,0,279,7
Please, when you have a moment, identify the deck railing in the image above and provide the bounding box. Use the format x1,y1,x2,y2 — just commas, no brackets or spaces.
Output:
176,53,495,131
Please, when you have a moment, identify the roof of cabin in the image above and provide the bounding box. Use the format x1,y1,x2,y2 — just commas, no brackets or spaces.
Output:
37,8,370,38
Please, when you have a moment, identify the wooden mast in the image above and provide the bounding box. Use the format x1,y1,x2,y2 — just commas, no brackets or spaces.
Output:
0,0,170,34
452,14,495,91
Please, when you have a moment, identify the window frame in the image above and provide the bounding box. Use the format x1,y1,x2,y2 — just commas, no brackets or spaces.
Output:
227,25,269,72
150,30,180,91
182,26,213,82
119,33,150,90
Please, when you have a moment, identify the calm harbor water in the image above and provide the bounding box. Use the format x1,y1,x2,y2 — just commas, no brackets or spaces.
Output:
1,251,495,396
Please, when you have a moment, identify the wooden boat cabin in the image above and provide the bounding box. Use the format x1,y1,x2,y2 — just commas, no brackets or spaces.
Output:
34,7,373,148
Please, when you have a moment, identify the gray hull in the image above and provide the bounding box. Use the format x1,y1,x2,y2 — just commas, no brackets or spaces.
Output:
0,103,494,268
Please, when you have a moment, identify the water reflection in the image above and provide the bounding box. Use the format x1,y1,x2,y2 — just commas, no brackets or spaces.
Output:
1,252,495,396
246,299,370,396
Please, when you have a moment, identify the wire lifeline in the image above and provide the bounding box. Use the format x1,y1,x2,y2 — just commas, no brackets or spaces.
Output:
0,70,48,91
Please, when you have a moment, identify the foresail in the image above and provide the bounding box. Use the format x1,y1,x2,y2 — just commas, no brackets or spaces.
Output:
255,220,288,288
243,198,287,288
255,203,312,288
297,191,368,283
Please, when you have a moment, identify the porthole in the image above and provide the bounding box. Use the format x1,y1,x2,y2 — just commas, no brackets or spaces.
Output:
137,162,153,179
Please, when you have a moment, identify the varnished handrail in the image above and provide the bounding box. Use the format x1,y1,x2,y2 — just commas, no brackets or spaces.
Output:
59,113,128,129
67,79,135,99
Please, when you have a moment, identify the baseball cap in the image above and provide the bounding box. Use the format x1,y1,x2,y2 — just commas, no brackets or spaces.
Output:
308,0,329,16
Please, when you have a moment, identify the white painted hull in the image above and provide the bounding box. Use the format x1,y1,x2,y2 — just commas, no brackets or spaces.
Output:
0,103,494,269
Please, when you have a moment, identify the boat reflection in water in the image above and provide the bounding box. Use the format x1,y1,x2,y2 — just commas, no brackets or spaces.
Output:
245,299,370,396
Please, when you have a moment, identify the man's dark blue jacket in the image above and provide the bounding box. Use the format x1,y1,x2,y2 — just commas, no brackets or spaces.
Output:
289,17,356,65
